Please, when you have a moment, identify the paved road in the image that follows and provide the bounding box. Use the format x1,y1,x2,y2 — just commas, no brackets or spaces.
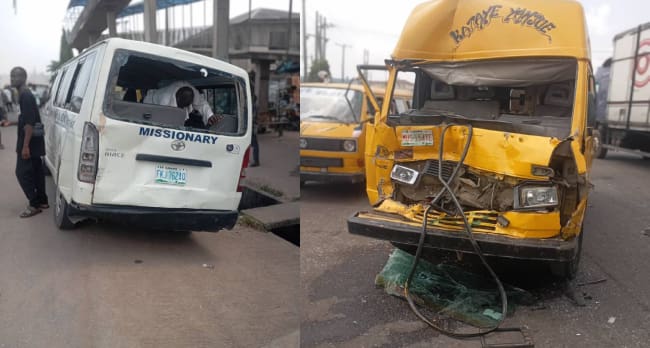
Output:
245,131,300,202
0,126,299,348
301,154,650,347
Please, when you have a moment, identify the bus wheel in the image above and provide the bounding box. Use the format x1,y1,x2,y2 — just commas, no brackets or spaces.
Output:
550,228,583,280
594,126,608,159
54,187,75,230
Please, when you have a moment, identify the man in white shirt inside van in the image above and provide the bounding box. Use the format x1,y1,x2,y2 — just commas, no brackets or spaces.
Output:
143,81,224,127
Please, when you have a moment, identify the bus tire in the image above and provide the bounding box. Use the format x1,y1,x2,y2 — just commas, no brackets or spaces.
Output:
550,227,583,280
54,187,75,230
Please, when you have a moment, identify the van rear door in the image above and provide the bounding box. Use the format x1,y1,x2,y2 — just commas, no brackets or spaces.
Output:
89,48,251,211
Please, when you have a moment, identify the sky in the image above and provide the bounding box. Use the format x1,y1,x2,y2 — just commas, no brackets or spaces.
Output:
0,0,300,84
302,0,650,80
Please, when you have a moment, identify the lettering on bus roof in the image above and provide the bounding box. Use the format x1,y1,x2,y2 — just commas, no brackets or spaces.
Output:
450,5,557,46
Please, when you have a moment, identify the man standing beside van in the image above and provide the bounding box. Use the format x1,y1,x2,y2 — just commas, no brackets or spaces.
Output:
4,67,48,218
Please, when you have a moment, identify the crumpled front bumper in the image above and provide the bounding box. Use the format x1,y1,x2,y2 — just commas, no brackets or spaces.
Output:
347,200,578,262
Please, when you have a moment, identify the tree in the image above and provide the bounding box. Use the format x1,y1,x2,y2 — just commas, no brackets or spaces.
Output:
307,59,331,82
59,29,74,64
47,30,74,82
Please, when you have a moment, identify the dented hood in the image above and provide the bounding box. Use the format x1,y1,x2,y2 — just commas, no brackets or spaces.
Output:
385,124,572,180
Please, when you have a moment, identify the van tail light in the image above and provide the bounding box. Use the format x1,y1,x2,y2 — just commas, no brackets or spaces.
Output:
237,145,251,192
78,122,99,183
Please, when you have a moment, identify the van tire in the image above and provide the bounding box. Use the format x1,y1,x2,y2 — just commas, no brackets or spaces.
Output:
54,187,75,230
550,228,583,280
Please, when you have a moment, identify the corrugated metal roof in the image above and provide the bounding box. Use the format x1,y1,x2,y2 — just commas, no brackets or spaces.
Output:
230,8,299,25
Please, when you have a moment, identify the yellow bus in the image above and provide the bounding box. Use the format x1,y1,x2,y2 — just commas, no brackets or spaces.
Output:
348,0,596,278
300,82,411,185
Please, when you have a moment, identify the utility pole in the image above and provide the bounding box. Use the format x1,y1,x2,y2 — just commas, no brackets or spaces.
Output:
336,43,351,81
248,0,252,50
286,0,293,57
143,0,157,43
212,0,230,61
314,11,321,61
322,17,329,59
302,0,308,80
313,12,333,62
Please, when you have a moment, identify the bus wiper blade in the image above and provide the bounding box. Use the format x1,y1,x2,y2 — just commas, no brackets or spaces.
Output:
304,115,344,122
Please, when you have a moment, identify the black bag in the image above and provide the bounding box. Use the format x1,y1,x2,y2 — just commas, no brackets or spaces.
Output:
32,122,44,137
184,110,206,129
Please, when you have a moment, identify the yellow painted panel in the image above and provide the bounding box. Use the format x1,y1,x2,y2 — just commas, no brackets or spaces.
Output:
392,0,589,61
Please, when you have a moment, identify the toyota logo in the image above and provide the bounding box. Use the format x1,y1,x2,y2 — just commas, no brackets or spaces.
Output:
171,140,186,151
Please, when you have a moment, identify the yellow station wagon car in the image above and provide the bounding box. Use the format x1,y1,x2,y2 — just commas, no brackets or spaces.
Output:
300,82,411,185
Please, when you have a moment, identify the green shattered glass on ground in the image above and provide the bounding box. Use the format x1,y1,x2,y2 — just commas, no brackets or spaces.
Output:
375,249,536,327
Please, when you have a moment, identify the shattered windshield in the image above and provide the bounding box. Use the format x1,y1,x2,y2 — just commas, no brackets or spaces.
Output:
300,86,363,123
393,58,579,138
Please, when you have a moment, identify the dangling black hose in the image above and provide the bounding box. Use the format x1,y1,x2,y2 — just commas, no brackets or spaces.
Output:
404,124,508,338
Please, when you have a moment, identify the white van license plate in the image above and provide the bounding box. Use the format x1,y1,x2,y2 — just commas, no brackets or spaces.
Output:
155,165,187,185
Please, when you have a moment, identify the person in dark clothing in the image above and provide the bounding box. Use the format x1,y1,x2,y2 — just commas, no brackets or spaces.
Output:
0,102,6,149
3,67,48,218
248,71,260,167
250,94,260,167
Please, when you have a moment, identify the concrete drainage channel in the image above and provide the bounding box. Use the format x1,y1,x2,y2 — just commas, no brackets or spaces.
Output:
238,186,300,246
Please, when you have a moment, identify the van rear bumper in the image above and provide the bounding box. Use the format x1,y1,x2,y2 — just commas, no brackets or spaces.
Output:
69,201,239,232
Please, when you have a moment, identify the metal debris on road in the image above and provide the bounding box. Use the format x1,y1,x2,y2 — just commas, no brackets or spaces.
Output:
577,278,607,286
607,317,616,324
642,228,650,236
202,263,215,269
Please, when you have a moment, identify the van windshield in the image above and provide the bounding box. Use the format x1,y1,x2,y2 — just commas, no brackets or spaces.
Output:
300,86,363,123
392,58,578,139
103,49,248,136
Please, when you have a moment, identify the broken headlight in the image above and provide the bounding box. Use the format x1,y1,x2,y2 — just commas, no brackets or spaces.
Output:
514,185,558,209
390,165,419,185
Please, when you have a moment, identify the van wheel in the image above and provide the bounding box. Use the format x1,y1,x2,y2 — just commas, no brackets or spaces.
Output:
594,126,608,159
550,228,583,280
54,188,75,230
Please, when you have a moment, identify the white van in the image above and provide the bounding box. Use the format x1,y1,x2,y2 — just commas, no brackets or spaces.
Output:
42,38,252,232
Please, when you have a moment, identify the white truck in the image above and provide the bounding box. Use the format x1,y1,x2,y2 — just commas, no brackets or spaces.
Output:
595,22,650,158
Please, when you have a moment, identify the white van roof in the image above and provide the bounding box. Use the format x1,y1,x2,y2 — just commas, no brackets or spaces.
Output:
87,37,249,81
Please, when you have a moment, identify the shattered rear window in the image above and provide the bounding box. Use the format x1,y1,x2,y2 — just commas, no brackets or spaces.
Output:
103,49,248,136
